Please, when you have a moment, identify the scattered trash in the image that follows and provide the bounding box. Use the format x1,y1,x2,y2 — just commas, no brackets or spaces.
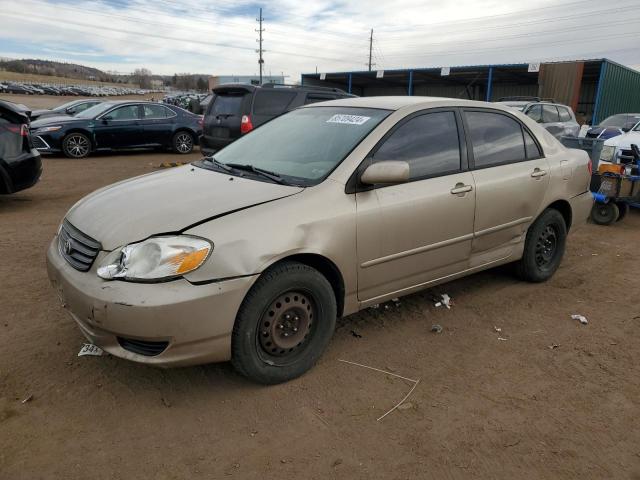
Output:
250,430,258,437
78,343,104,357
350,330,362,338
434,294,452,309
332,458,343,468
494,326,502,333
397,401,414,411
591,253,598,256
338,359,420,422
548,344,560,350
21,394,33,404
571,314,589,325
431,324,443,334
498,337,508,341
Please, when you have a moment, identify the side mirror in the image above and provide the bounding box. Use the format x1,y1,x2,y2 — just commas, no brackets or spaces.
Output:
102,115,112,123
622,127,631,133
361,161,410,185
65,107,75,114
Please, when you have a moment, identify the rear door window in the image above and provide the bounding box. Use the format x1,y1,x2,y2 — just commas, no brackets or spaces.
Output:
143,104,172,119
542,105,560,123
252,90,297,116
523,129,542,159
372,111,461,180
526,104,543,123
558,107,572,122
464,111,526,167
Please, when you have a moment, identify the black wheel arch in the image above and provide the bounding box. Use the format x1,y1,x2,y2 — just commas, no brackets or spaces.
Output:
63,129,96,151
263,253,345,318
0,163,14,194
545,199,572,231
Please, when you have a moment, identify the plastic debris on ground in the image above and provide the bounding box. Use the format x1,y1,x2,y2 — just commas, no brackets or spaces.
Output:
78,343,104,357
350,330,363,338
431,324,443,334
571,314,589,325
434,294,452,309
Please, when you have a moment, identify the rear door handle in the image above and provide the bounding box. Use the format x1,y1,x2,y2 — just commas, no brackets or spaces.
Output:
450,184,473,195
531,168,547,178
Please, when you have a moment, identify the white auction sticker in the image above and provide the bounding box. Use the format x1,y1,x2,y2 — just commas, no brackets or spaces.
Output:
78,343,104,357
327,114,371,126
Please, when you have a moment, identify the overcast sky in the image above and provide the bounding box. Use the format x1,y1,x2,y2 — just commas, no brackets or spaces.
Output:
0,0,639,80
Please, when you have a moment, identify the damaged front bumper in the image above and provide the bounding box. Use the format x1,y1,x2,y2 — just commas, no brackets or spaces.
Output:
46,236,257,367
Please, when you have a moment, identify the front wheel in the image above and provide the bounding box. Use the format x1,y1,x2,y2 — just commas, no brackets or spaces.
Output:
62,133,91,158
172,131,194,154
231,261,337,384
516,208,567,283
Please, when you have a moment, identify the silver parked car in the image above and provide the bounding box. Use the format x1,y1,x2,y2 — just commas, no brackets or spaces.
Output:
47,97,593,384
498,98,580,139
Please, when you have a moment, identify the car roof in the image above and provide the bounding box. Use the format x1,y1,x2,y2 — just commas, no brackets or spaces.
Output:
0,99,31,119
301,96,524,113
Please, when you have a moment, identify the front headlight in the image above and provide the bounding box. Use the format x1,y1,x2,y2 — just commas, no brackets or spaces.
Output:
35,126,63,134
600,145,615,162
97,236,212,282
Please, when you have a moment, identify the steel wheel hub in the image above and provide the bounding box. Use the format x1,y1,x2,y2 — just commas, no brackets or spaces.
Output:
535,225,557,267
259,292,314,356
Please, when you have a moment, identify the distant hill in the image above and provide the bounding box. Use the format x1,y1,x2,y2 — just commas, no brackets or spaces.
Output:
0,58,117,82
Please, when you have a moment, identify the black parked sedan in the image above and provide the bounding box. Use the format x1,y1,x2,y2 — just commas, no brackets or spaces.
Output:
30,99,103,122
0,101,42,194
30,101,203,158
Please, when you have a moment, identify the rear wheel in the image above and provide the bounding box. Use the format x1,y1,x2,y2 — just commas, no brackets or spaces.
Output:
62,133,91,159
231,261,337,384
591,202,619,226
516,208,567,282
173,131,194,154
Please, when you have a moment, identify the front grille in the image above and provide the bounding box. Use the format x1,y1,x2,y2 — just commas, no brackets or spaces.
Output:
117,337,169,357
58,220,101,272
32,135,49,150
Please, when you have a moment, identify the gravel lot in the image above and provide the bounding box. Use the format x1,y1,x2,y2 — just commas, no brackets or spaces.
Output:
1,95,639,479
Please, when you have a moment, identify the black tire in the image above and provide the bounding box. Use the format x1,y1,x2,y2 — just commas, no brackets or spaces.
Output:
615,202,629,222
516,208,567,283
62,132,91,159
590,202,619,226
231,261,337,384
172,131,194,154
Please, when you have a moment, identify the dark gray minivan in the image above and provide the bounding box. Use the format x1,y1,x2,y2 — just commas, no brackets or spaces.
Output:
200,83,354,154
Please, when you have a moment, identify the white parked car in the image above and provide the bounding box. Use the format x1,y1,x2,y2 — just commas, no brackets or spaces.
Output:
599,124,640,165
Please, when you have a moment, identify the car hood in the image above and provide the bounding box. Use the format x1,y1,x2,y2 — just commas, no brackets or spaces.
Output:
30,115,83,128
66,164,304,250
604,130,640,148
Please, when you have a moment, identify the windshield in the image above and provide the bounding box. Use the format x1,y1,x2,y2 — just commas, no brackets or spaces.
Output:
75,103,115,119
200,106,391,185
600,114,640,129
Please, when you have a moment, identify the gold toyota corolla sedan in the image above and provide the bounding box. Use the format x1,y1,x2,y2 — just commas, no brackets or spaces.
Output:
47,96,593,383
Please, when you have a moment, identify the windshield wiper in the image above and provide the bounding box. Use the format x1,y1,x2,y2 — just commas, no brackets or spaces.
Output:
225,163,286,184
203,156,233,172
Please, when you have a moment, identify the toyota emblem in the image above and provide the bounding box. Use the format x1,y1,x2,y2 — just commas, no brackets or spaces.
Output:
64,240,73,255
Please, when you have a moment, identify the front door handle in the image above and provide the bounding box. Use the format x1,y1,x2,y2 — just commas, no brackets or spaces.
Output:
450,183,473,195
531,168,547,178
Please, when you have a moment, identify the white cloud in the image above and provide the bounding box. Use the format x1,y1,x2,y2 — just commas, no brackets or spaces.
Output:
0,0,638,80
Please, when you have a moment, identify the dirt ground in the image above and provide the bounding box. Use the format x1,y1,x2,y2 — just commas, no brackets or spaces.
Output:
1,98,640,478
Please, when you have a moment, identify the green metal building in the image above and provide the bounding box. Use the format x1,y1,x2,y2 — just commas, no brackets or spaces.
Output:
301,59,640,124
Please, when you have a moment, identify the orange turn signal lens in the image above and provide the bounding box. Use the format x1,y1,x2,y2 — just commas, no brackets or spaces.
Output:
172,247,210,274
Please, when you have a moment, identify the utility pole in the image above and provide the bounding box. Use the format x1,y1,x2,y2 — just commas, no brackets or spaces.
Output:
368,28,374,72
256,8,265,85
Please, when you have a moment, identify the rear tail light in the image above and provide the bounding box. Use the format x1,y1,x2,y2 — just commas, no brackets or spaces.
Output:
240,115,253,134
6,124,28,136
